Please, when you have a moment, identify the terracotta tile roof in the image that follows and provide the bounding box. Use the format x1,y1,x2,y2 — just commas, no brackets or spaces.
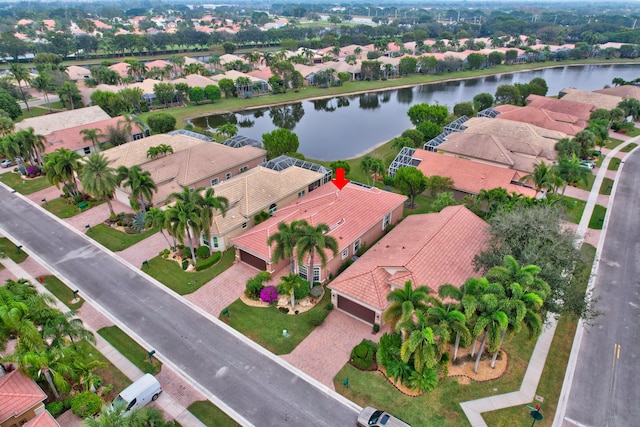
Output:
594,84,640,100
128,78,163,95
0,371,47,424
15,106,111,135
559,88,622,111
209,166,325,236
525,94,595,121
109,62,130,77
102,133,205,168
412,149,536,197
493,105,587,135
43,116,145,154
145,59,171,69
66,65,91,81
232,183,407,264
171,74,216,88
247,68,273,81
438,119,560,174
329,206,489,311
137,143,266,205
23,411,60,427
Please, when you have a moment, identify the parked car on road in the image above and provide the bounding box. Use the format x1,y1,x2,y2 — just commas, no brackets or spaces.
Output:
0,159,16,168
357,407,411,427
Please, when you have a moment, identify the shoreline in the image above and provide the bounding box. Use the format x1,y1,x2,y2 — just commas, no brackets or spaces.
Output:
183,59,640,124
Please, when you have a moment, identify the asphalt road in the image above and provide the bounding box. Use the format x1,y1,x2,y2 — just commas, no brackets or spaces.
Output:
563,149,640,427
0,186,360,426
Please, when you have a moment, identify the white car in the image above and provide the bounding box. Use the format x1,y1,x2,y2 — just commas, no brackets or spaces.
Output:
357,407,411,427
580,160,596,170
0,159,16,168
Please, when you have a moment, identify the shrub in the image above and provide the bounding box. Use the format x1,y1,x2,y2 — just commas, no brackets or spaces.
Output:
196,245,210,259
182,246,192,259
309,285,323,298
373,323,380,333
195,251,221,271
338,259,354,275
146,112,177,133
159,248,170,258
350,340,378,370
181,259,189,270
308,309,328,327
280,277,310,300
260,286,279,303
46,401,64,417
71,392,102,418
382,176,395,186
26,165,40,176
278,306,289,314
245,271,271,299
254,210,270,225
326,302,334,311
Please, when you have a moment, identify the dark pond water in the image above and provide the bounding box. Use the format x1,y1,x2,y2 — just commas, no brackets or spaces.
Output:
193,63,640,161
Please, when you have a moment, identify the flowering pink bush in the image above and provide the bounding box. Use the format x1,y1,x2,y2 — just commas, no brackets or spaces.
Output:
260,286,279,303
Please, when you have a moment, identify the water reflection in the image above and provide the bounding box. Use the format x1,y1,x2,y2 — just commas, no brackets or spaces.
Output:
268,103,305,130
192,64,640,160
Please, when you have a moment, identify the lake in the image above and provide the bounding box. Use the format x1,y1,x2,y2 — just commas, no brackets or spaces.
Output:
193,63,640,161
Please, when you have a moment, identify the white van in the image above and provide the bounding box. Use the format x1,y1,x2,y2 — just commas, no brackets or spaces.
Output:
113,374,162,412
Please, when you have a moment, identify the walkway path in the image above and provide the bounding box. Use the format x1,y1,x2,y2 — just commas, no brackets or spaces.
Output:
0,256,207,427
459,135,640,427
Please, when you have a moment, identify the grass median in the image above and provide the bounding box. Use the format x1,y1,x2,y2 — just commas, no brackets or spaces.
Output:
98,325,162,375
188,401,240,427
0,237,28,263
588,204,607,229
43,275,84,310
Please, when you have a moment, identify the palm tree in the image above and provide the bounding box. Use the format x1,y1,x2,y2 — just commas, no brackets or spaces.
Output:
294,220,338,287
13,346,76,399
0,292,43,353
266,221,301,272
74,359,106,392
84,401,171,426
80,128,105,153
472,291,509,374
145,207,173,248
80,153,118,215
31,72,53,112
9,62,32,114
359,155,374,185
42,310,95,349
556,154,592,194
399,310,441,374
117,165,158,212
427,290,471,362
519,161,554,197
198,187,229,255
166,187,204,263
0,111,15,136
14,127,46,166
217,123,238,138
44,148,83,197
279,272,302,310
382,280,431,334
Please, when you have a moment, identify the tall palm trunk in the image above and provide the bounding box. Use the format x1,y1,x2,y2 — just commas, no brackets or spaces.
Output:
290,288,295,310
185,228,197,263
471,337,478,357
106,199,115,216
490,329,507,369
474,330,488,374
308,248,315,287
453,332,461,361
44,369,61,399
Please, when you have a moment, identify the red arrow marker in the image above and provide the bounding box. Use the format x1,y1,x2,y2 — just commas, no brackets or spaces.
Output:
331,168,350,190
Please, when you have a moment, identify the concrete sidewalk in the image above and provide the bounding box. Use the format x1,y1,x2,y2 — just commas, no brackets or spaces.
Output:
459,135,640,427
0,257,206,427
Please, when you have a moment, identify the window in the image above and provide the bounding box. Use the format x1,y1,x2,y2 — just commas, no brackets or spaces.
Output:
83,146,91,155
226,172,232,180
239,165,248,173
383,213,392,229
313,267,320,283
342,248,349,259
353,238,361,254
213,237,219,248
269,203,277,214
189,188,195,193
210,178,219,186
298,264,308,280
242,222,247,229
133,133,144,140
298,190,305,198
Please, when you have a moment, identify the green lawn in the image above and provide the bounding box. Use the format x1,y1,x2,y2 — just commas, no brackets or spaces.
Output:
620,142,638,152
600,178,614,195
43,275,84,310
97,326,162,375
605,138,624,149
588,204,607,229
483,244,595,427
403,193,438,217
223,290,331,354
334,326,537,427
87,223,158,252
143,248,235,295
0,237,28,263
0,172,51,194
188,401,240,427
573,173,595,192
608,158,622,171
559,196,586,225
75,340,132,402
43,197,95,218
15,106,50,121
